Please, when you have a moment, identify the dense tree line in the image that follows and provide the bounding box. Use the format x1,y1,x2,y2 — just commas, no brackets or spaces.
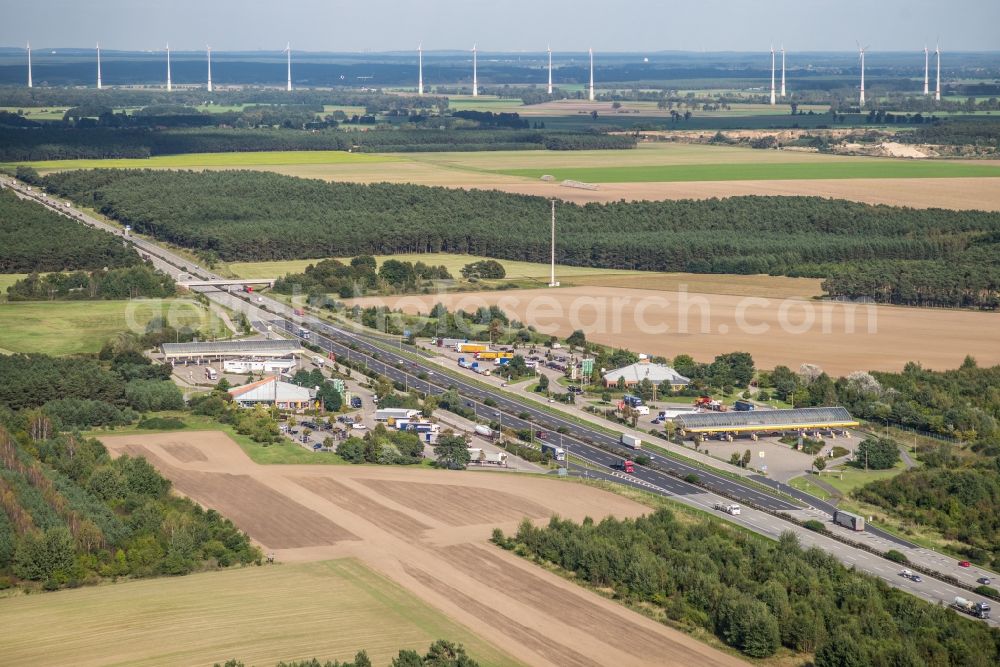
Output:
0,423,260,590
0,125,634,161
822,259,999,309
6,265,175,301
40,169,1000,306
898,120,1000,149
274,256,451,299
0,188,139,273
496,510,1000,664
336,425,424,465
0,346,179,418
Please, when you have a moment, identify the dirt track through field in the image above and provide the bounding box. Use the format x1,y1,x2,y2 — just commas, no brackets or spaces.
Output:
99,431,746,667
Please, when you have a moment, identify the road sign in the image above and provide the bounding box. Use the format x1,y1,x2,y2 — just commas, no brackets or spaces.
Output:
581,358,594,375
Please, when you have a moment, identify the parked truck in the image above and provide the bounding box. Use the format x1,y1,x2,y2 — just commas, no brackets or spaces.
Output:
953,597,991,619
457,357,472,369
205,367,218,381
540,443,566,462
474,424,496,439
456,343,488,354
734,400,755,412
833,509,865,531
622,395,643,408
714,503,742,516
375,408,418,422
620,434,642,450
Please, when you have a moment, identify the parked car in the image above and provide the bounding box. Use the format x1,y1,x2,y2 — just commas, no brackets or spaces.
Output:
312,444,323,451
351,423,367,430
959,561,972,567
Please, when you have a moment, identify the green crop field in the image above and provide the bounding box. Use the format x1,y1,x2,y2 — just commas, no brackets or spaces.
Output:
0,558,518,667
0,299,225,355
0,106,69,120
496,160,1000,183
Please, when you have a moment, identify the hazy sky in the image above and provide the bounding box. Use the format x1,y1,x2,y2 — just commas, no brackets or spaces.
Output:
5,0,999,52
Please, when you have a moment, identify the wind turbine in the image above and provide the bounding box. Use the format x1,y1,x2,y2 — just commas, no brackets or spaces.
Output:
858,43,867,107
923,45,929,95
472,44,478,97
285,42,292,92
96,42,102,89
588,47,594,102
935,43,941,102
780,45,786,97
547,45,553,95
769,45,776,105
26,42,32,88
166,43,172,92
207,45,213,92
417,43,424,95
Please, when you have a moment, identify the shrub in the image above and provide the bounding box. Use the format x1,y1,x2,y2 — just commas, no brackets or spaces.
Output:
137,416,186,430
885,549,909,564
803,519,828,533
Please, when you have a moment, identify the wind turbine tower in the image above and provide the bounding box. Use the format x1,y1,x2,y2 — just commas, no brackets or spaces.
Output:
923,45,929,95
547,45,553,95
769,45,776,105
588,48,594,102
26,42,32,88
207,45,213,92
935,44,941,102
96,42,102,89
780,45,786,97
286,43,292,91
858,45,866,107
418,44,424,95
166,43,172,92
472,44,478,97
548,200,559,287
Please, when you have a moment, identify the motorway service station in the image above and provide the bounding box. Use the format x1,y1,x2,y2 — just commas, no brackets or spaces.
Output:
674,406,860,442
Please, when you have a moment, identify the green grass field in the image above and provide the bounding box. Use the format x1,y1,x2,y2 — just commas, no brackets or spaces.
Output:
0,106,69,120
496,160,1000,183
4,150,398,173
0,558,519,667
789,475,835,501
818,461,907,496
0,299,225,355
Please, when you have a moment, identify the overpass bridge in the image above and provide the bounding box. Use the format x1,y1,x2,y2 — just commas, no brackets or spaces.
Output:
177,278,277,289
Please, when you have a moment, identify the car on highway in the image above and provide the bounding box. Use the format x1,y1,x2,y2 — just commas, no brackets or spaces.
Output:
978,577,992,585
959,561,972,567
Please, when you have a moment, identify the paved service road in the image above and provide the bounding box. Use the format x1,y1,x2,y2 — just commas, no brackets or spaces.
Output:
3,177,995,625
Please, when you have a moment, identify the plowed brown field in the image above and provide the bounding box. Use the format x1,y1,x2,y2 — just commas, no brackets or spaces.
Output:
99,431,746,667
347,286,1000,375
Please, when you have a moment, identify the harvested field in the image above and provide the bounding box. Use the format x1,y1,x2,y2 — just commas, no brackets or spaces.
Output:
0,558,518,667
96,431,746,667
346,286,1000,375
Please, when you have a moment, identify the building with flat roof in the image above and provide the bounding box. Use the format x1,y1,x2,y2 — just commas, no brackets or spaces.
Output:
228,376,313,410
603,359,690,389
674,406,858,435
161,339,302,363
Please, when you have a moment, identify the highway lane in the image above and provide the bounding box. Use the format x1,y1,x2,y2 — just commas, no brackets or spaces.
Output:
3,177,995,623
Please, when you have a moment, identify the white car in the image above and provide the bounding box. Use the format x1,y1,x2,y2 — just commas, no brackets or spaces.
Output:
351,422,367,430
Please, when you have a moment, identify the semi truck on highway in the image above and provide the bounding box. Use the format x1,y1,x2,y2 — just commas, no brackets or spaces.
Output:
833,509,865,531
953,597,991,619
714,503,742,516
620,434,642,449
540,443,566,462
617,459,635,474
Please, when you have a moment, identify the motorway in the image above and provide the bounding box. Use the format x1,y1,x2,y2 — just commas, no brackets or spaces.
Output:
2,176,995,624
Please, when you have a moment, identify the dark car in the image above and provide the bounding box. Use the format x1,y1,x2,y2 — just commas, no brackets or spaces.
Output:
351,397,363,408
312,443,323,451
978,577,992,585
536,430,546,439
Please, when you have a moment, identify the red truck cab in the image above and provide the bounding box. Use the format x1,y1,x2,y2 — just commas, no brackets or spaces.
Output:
622,459,635,474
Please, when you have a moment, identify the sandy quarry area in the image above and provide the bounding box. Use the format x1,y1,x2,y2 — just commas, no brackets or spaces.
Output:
347,286,1000,375
100,431,745,667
